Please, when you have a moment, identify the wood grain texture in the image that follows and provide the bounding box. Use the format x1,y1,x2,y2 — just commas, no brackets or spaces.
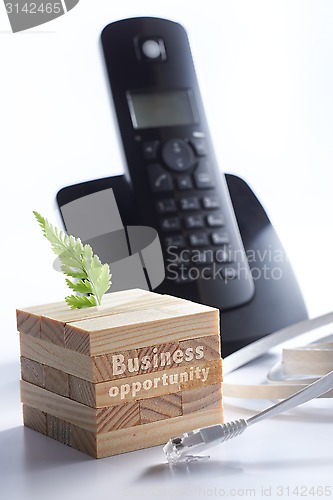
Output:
69,375,96,407
18,290,219,356
64,306,219,356
47,414,70,445
95,407,224,458
182,383,223,414
34,406,223,458
18,290,183,324
17,289,182,344
41,317,65,347
23,404,47,435
44,365,69,398
21,380,97,432
20,381,141,434
70,424,97,457
136,342,180,374
16,310,40,337
96,403,140,432
179,335,221,364
84,359,223,407
140,393,182,424
93,349,138,382
20,332,222,384
21,357,45,388
20,333,95,382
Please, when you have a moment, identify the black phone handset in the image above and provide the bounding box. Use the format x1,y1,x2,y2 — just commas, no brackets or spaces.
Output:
101,17,255,310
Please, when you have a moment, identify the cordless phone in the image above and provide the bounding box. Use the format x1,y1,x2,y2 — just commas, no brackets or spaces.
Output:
101,17,255,310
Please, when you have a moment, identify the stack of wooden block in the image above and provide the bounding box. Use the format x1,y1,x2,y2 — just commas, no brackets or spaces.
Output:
17,289,223,458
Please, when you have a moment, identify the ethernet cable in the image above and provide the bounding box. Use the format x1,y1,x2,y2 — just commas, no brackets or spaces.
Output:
164,367,333,464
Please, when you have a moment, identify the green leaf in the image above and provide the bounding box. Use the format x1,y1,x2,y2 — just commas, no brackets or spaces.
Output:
61,265,86,279
65,278,93,295
65,294,97,309
34,211,112,309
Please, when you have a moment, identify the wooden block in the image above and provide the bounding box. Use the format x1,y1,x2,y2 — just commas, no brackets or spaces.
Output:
16,310,40,338
40,317,65,347
65,407,223,458
69,375,95,407
22,404,47,435
17,289,180,341
72,359,222,407
47,414,70,445
93,349,138,382
21,357,45,388
20,332,222,385
20,333,95,382
96,403,140,432
137,342,180,374
45,365,69,397
21,380,97,432
96,407,223,459
179,335,221,363
70,423,97,457
21,381,141,433
140,393,182,424
23,406,223,458
182,383,223,414
64,304,219,356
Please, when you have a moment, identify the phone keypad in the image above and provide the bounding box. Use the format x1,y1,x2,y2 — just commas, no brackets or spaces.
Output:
145,135,235,280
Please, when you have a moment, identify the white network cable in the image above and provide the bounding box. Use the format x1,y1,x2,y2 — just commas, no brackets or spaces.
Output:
163,368,333,464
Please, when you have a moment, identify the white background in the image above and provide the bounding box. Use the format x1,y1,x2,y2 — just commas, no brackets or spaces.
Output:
0,1,333,498
2,0,333,364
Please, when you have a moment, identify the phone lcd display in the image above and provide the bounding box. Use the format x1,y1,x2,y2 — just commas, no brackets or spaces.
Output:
127,89,197,129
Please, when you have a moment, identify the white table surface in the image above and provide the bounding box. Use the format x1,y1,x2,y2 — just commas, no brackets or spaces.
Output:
2,348,333,500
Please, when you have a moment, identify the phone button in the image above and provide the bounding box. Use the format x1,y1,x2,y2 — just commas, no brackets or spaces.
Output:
190,138,208,156
189,232,209,247
162,139,193,171
142,141,159,160
202,196,220,210
211,231,230,245
176,175,193,190
193,160,215,188
147,164,173,192
160,217,181,231
207,212,225,227
184,215,204,229
179,197,200,211
156,198,177,214
164,235,186,249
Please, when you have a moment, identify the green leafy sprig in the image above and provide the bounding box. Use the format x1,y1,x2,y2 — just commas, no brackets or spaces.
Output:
33,211,112,309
